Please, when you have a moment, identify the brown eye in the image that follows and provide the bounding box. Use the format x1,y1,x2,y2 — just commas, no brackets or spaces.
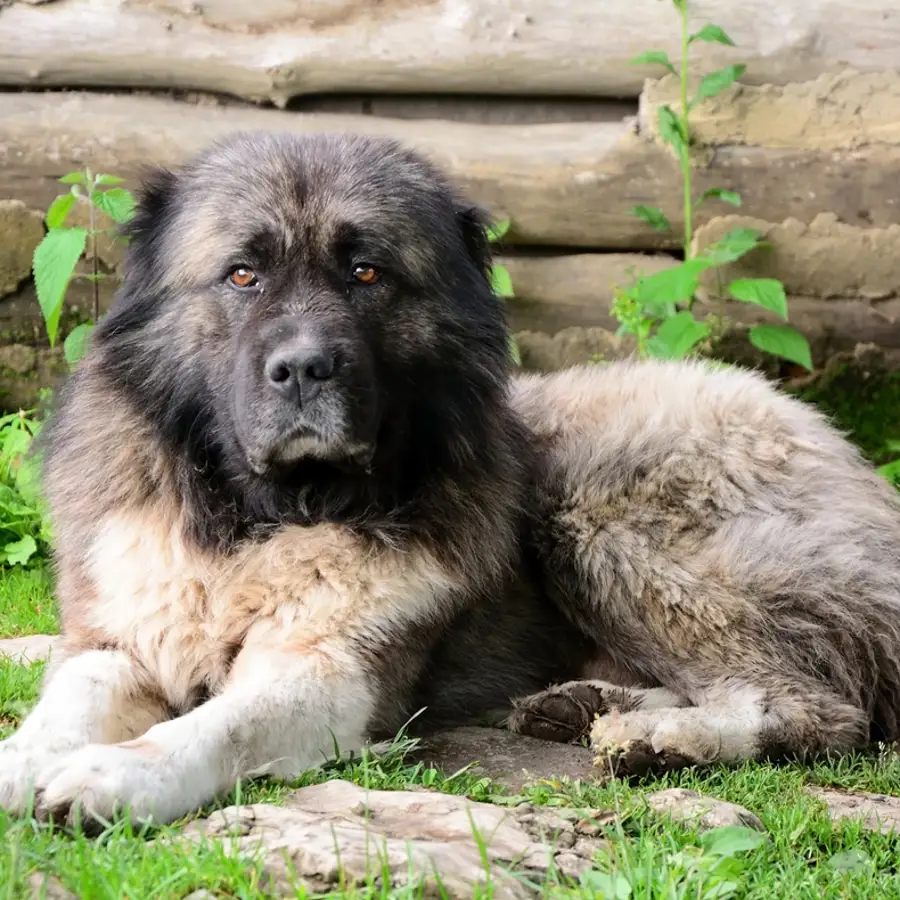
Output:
352,265,379,285
228,267,258,289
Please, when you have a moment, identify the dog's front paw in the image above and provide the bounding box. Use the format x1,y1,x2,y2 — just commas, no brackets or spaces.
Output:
0,741,70,815
35,743,184,829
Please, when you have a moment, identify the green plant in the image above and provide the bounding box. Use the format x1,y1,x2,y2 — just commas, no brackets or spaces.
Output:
613,0,813,371
0,409,51,567
486,218,521,365
876,440,900,487
31,168,135,368
583,824,768,899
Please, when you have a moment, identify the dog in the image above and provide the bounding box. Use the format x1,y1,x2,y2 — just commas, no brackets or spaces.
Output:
0,132,899,828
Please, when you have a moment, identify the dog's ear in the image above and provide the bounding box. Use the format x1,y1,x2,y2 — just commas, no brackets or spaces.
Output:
120,165,178,247
455,203,494,280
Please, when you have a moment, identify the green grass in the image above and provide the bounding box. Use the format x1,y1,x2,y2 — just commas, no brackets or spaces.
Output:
1,566,900,898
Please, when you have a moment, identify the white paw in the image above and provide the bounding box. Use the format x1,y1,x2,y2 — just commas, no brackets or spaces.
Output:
0,739,73,815
35,743,184,827
591,709,721,774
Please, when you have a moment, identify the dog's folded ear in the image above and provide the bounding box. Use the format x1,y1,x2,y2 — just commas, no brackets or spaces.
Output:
121,165,179,247
455,203,494,281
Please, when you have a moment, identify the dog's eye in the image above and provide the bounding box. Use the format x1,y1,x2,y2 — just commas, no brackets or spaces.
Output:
228,266,259,290
351,265,379,285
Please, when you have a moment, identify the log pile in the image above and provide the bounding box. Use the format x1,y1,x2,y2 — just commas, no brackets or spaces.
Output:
0,0,898,405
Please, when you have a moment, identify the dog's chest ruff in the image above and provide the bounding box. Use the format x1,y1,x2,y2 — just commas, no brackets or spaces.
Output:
83,513,455,709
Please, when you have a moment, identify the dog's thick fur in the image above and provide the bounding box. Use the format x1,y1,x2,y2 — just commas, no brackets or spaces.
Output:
1,132,900,826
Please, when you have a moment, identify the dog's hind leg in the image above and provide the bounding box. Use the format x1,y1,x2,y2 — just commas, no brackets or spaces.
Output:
0,647,169,815
508,679,691,744
588,676,869,776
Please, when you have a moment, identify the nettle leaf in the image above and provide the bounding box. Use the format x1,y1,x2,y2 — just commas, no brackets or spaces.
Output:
729,278,788,319
579,871,632,900
690,24,736,46
486,218,510,242
32,227,87,347
629,49,676,75
699,227,762,265
700,826,768,858
58,171,87,186
749,324,813,370
696,187,742,208
4,535,37,567
877,458,900,485
657,105,688,159
491,265,514,298
508,334,521,366
635,259,714,308
692,64,747,106
94,173,125,186
648,311,710,359
63,322,95,367
46,193,77,230
629,205,672,233
92,187,136,224
828,849,873,874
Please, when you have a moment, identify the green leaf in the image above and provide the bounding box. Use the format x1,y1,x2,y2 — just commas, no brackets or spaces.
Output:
828,849,873,873
491,265,514,298
657,105,688,159
634,259,714,308
728,278,788,320
91,187,136,224
63,323,94,367
58,171,87,186
690,24,736,46
877,458,900,485
508,334,521,366
486,218,510,242
32,227,87,347
749,324,813,370
696,187,742,208
579,871,632,899
700,826,767,857
699,227,763,264
692,64,747,105
94,173,125,186
3,535,37,567
629,50,676,75
629,205,672,233
703,881,741,900
46,194,77,230
648,311,710,359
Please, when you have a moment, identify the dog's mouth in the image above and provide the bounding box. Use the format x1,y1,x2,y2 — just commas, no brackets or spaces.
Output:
245,427,375,478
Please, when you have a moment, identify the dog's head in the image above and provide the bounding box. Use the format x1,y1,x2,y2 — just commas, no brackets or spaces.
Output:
97,132,509,484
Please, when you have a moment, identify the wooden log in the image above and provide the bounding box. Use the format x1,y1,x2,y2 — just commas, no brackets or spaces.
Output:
641,70,900,151
2,91,900,251
692,214,900,301
498,253,900,360
1,0,898,104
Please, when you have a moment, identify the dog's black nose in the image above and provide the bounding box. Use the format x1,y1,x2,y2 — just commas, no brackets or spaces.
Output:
265,345,335,404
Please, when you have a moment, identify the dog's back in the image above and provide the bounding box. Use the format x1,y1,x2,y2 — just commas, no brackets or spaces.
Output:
507,360,900,766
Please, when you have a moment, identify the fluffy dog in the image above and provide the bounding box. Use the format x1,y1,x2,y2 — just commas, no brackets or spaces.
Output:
1,132,899,827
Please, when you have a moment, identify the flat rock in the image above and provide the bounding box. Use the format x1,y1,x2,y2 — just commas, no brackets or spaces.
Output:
414,726,599,792
0,634,59,665
808,786,900,834
176,779,615,898
27,872,77,899
645,788,765,832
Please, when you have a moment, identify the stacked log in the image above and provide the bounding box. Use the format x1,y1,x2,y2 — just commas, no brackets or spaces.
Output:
0,0,898,404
